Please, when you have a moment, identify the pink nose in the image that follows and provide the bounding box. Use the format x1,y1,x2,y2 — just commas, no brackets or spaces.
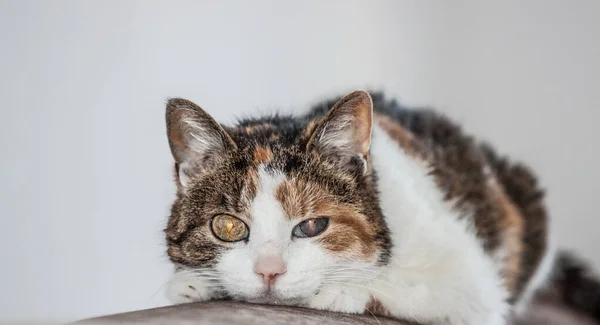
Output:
253,256,287,285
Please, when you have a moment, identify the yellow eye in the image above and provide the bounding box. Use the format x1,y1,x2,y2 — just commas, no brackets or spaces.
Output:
210,215,249,242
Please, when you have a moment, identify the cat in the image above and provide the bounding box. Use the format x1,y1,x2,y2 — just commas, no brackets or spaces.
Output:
162,90,600,324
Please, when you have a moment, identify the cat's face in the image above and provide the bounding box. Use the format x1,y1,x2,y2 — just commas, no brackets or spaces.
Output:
164,91,391,305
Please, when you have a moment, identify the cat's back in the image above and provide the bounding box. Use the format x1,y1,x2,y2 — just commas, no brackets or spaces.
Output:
307,92,549,303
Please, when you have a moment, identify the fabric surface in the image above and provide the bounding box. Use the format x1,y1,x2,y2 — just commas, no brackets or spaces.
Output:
72,298,597,325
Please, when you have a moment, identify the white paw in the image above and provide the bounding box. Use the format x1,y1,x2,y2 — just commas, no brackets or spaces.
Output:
165,273,218,304
307,284,370,314
442,301,508,325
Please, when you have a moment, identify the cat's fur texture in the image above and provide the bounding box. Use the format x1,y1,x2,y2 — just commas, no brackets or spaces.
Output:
163,91,598,325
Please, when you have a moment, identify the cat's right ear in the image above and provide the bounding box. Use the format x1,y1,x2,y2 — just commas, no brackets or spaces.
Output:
165,98,237,188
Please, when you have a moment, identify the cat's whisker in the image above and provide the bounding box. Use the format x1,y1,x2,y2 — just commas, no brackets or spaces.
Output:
147,280,171,305
188,271,224,276
173,271,224,279
175,272,219,275
318,268,381,276
357,267,378,288
323,276,375,283
321,272,382,281
319,267,379,273
320,269,380,276
167,279,225,288
189,276,223,280
320,268,406,284
318,264,380,270
176,272,222,276
320,281,393,300
178,268,223,273
312,264,379,270
326,274,416,294
321,270,379,276
364,306,383,325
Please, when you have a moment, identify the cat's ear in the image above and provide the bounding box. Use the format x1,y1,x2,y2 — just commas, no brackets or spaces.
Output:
166,98,237,188
307,90,373,174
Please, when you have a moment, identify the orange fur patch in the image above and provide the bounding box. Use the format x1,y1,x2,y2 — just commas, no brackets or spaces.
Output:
303,119,319,138
488,175,525,294
275,178,377,260
253,146,274,165
244,122,272,134
351,99,373,155
275,179,312,219
375,115,425,160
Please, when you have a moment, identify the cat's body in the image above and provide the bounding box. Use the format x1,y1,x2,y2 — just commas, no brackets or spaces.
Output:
163,91,590,324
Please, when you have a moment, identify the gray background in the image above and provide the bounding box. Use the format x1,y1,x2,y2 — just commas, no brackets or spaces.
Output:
1,0,598,322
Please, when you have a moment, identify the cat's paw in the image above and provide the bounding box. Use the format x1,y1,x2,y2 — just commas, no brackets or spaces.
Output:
307,284,370,314
165,273,217,304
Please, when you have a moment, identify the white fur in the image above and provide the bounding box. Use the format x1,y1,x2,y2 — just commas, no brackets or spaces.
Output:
166,267,221,304
308,282,372,313
513,231,556,315
177,163,193,188
368,126,509,325
177,111,225,187
181,111,223,155
318,115,355,152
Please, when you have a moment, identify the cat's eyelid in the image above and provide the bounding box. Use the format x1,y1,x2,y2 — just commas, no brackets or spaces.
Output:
293,216,331,225
211,212,251,225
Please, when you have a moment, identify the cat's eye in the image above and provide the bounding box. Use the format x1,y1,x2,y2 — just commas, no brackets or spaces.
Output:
292,218,329,238
210,214,249,242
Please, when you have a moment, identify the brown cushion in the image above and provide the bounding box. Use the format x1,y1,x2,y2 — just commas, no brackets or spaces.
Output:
72,298,598,325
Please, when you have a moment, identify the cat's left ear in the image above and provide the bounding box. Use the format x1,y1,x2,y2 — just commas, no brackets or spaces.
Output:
307,90,373,174
165,98,237,188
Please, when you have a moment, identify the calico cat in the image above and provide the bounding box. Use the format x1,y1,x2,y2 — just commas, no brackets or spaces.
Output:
163,90,599,324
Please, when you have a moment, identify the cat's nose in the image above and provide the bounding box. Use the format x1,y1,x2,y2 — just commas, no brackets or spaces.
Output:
253,256,287,285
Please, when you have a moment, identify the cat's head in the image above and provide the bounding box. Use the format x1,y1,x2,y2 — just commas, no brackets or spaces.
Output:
164,91,390,305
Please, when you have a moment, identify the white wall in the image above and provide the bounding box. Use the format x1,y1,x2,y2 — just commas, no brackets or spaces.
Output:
422,1,600,267
1,0,598,322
